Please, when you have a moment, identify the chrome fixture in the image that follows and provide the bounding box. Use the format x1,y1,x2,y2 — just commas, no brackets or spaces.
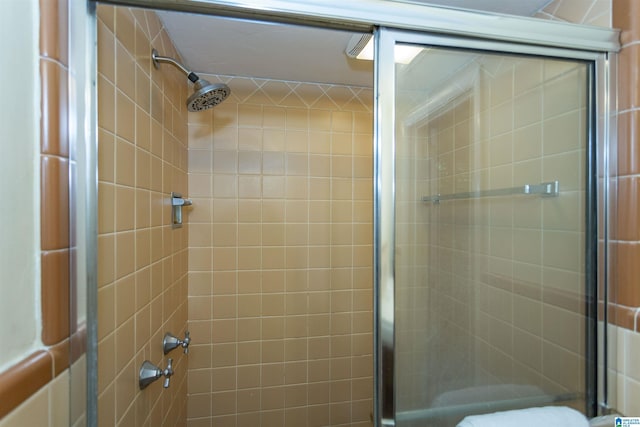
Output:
163,331,191,355
171,192,192,228
139,358,174,390
421,181,560,204
151,48,230,111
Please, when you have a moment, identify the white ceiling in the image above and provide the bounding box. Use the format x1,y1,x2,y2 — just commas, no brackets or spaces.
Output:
157,0,552,87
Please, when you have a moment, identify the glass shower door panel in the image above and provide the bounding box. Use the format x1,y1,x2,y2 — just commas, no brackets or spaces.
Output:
393,45,590,426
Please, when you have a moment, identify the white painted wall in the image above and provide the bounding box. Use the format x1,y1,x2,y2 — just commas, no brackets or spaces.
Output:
0,0,41,371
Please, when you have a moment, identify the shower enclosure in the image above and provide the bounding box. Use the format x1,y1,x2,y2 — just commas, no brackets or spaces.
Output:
375,28,607,426
79,1,618,425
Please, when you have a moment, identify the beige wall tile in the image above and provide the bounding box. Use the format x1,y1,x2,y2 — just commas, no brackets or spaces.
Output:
187,74,373,425
97,6,188,426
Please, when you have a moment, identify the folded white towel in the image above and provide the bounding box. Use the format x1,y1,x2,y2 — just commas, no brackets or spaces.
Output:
457,406,589,427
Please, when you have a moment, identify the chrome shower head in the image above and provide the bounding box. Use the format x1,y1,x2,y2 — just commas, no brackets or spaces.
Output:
151,48,230,112
187,79,230,112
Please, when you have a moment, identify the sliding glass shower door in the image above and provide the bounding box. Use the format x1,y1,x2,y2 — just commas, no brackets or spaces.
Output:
375,29,600,426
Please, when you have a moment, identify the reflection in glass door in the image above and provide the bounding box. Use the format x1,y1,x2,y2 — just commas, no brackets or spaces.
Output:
375,29,600,426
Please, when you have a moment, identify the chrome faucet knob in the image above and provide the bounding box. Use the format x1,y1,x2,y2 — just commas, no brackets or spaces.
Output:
182,331,191,354
139,358,175,390
163,358,174,388
139,361,163,390
163,332,181,354
163,331,191,355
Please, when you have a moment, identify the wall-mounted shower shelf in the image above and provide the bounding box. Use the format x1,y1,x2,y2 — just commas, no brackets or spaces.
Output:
421,181,559,204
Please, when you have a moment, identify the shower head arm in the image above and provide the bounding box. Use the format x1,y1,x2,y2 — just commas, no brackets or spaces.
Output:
151,48,230,111
151,48,200,83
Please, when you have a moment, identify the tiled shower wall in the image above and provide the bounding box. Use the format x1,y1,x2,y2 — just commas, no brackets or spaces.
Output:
535,0,640,416
395,54,589,417
186,76,374,426
611,0,640,416
96,6,189,426
613,0,640,330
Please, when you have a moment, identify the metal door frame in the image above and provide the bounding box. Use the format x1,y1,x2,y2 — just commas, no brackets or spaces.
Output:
374,27,611,425
81,1,618,425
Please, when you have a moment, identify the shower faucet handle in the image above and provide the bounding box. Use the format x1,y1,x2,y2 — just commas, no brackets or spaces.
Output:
182,331,191,354
162,358,174,388
163,331,191,354
139,358,174,390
